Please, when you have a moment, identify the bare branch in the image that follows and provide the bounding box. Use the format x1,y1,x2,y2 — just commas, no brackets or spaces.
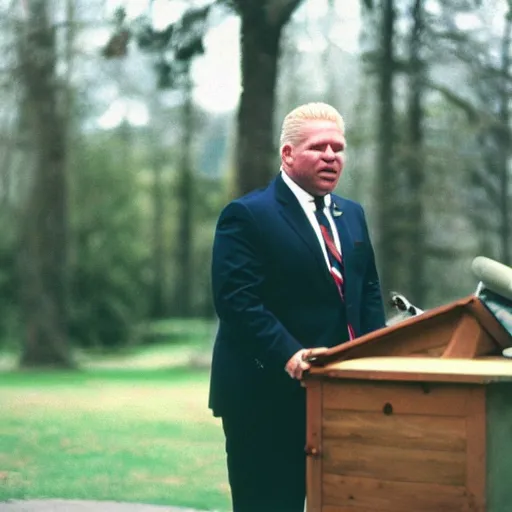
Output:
425,79,492,125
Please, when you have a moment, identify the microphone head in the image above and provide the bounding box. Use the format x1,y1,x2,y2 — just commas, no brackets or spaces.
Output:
389,292,424,315
471,256,512,301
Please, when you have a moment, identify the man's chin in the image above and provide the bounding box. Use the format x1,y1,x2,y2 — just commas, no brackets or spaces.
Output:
316,183,338,195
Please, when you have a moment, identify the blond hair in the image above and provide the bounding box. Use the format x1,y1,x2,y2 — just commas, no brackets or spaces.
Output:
280,102,345,147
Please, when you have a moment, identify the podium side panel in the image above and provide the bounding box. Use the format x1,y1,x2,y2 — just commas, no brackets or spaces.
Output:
320,379,475,511
442,314,496,359
486,383,512,512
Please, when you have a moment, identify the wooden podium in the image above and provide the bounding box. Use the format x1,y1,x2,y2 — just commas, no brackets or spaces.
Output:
303,296,512,512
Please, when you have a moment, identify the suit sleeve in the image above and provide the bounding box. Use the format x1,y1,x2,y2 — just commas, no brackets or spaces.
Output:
211,201,303,369
358,205,386,335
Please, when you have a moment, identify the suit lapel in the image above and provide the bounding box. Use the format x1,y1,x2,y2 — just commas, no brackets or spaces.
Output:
274,175,333,284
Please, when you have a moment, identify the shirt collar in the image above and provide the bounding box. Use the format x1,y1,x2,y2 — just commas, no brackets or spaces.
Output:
280,169,332,209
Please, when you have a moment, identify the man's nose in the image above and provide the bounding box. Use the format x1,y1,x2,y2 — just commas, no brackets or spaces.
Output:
323,145,336,160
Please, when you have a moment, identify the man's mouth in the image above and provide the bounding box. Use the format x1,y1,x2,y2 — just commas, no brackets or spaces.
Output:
318,168,337,179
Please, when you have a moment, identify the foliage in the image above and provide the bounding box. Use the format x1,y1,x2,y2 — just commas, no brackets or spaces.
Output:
0,215,19,348
68,129,151,349
106,4,212,90
0,367,229,511
187,174,226,317
136,317,216,346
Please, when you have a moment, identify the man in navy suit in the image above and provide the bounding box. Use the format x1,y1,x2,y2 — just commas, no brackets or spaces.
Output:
209,103,385,512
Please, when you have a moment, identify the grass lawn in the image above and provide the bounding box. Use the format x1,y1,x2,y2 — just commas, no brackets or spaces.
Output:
0,366,230,511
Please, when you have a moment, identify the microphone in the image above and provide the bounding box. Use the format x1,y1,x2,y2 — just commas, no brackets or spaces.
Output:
471,256,512,301
389,292,424,315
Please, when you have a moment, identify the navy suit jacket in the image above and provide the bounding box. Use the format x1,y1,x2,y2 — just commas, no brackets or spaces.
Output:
209,174,385,417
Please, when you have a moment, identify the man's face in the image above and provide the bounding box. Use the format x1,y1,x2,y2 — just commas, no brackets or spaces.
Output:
281,120,346,196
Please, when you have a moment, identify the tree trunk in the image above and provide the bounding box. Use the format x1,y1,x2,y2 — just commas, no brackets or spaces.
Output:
375,0,398,300
320,0,341,112
149,96,168,318
175,74,194,316
498,9,511,266
18,0,73,367
406,0,427,304
151,149,167,317
235,8,282,196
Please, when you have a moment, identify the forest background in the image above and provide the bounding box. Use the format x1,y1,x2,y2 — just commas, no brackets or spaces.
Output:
0,0,510,369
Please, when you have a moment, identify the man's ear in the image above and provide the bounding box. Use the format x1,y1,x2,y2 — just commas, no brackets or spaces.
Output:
281,144,293,165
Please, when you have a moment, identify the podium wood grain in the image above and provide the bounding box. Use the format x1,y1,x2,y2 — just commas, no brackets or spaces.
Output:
305,373,500,511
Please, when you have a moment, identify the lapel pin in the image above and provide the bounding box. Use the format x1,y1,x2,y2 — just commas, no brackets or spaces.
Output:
332,205,343,217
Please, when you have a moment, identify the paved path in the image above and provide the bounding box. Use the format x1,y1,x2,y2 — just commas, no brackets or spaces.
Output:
0,500,209,512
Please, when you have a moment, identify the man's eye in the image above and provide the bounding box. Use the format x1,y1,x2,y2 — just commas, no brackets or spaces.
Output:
309,143,345,152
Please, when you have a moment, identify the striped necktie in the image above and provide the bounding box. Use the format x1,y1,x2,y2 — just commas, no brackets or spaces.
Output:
314,195,355,341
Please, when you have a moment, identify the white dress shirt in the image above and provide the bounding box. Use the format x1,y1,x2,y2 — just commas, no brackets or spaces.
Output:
281,170,342,270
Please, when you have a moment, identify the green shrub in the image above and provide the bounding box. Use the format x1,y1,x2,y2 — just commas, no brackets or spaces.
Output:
68,134,150,349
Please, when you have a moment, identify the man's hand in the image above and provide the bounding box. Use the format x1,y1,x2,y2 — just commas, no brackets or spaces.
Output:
285,347,329,380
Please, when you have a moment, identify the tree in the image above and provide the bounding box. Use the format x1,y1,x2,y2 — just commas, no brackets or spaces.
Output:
487,2,512,265
230,0,304,196
117,1,310,312
146,96,168,318
104,5,208,317
367,0,400,300
427,0,512,266
17,0,74,367
139,1,310,197
404,0,427,304
174,71,195,316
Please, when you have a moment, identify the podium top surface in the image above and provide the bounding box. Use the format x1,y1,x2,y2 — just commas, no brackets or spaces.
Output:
307,356,512,384
308,295,512,366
